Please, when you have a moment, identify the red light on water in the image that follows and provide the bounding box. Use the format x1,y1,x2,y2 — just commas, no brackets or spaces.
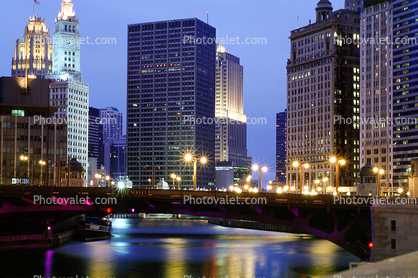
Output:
369,242,373,248
47,226,51,231
106,208,112,214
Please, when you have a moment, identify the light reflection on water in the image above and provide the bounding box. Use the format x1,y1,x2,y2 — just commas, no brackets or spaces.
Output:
0,218,358,278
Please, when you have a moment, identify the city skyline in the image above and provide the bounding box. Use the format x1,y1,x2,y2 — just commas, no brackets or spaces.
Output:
0,0,348,183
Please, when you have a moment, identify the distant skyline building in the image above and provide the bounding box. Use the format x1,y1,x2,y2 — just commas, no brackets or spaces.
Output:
48,0,89,176
108,136,126,179
11,16,53,78
276,110,287,182
100,106,123,141
286,0,360,190
126,18,216,188
360,1,393,188
88,106,103,183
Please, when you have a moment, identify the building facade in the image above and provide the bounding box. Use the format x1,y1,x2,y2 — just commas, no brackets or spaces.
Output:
127,19,216,188
392,0,418,189
286,0,361,191
0,77,67,186
11,16,53,78
276,110,287,182
360,1,393,189
346,0,364,13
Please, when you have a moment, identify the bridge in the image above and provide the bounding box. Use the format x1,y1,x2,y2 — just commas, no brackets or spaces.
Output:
0,186,373,259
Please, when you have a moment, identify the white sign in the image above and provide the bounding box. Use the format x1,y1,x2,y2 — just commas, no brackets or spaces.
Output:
12,178,30,185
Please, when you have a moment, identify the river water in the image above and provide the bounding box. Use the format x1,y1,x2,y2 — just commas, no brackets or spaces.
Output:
0,218,358,278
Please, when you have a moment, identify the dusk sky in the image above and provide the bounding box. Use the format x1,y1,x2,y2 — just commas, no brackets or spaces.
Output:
0,0,345,182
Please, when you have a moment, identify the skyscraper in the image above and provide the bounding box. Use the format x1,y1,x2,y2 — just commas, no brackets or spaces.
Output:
48,0,89,176
392,0,418,189
88,106,103,182
276,110,287,182
360,1,393,189
11,16,53,78
127,19,216,188
100,107,123,141
286,0,360,191
215,45,250,166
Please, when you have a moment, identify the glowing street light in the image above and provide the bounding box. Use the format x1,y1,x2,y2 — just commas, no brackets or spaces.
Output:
184,153,208,190
176,176,181,189
95,173,101,187
398,187,404,194
117,181,125,189
373,167,385,196
330,156,346,193
106,175,110,188
170,173,177,189
39,160,46,186
252,164,267,192
291,161,310,193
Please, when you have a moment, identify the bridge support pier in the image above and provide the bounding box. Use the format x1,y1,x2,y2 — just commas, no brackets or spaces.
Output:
371,205,418,262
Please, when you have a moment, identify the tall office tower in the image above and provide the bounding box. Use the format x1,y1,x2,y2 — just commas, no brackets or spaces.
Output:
286,0,360,190
48,0,89,176
214,45,250,188
392,0,418,189
127,19,216,188
215,45,250,165
276,110,287,182
360,1,393,189
11,16,53,78
100,107,123,141
88,107,103,182
345,0,364,13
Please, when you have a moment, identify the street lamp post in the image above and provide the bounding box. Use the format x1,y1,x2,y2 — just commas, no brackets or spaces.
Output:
330,157,346,194
246,175,252,190
39,160,46,186
176,176,181,189
170,173,177,189
184,153,207,190
373,167,385,196
95,173,101,187
252,164,267,192
292,161,309,193
106,175,110,188
322,177,329,194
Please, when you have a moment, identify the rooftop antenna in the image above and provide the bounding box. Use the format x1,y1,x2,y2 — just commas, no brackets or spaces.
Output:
297,15,299,28
207,11,209,24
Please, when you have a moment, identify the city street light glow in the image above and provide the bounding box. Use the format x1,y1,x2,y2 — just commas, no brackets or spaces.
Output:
117,181,125,189
252,164,259,171
292,161,299,168
184,153,193,162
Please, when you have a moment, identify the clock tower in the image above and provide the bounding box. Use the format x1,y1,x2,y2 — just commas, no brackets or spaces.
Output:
52,0,81,75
